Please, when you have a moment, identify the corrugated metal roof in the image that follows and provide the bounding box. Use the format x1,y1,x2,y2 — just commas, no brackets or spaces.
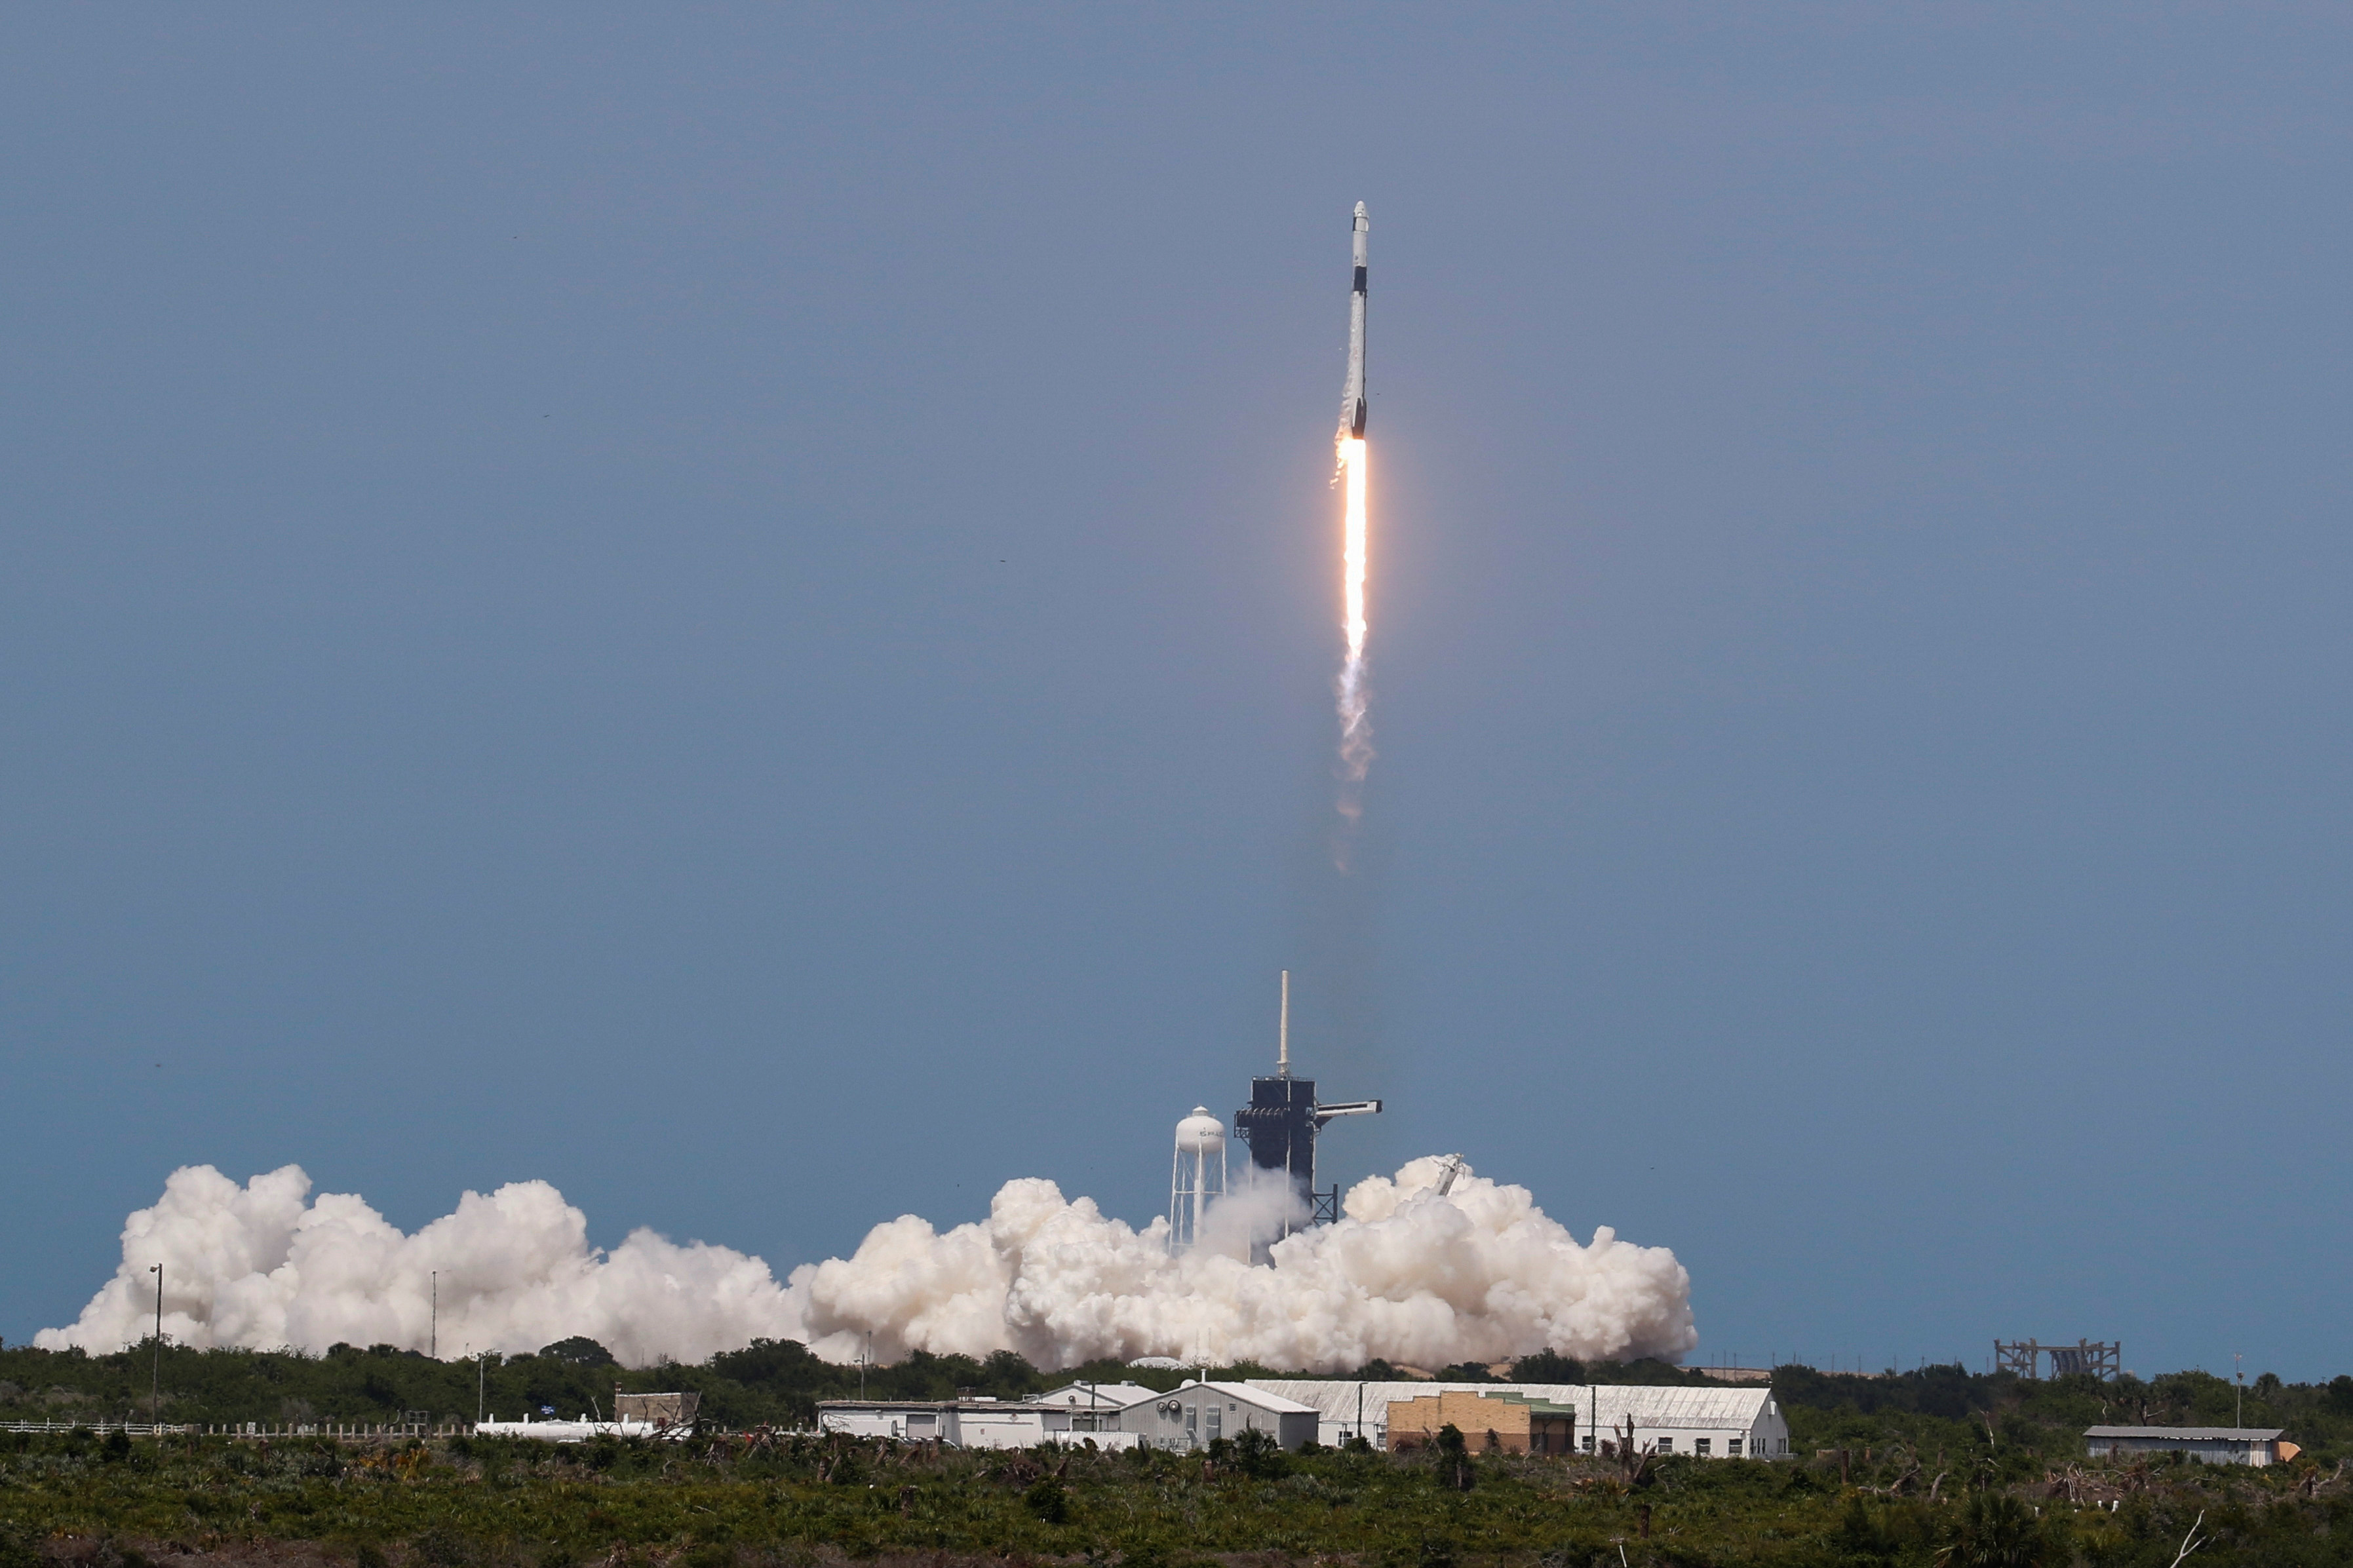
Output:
2085,1426,2284,1441
1028,1383,1159,1409
815,1400,956,1411
1249,1381,1777,1431
818,1399,1068,1415
1201,1381,1319,1414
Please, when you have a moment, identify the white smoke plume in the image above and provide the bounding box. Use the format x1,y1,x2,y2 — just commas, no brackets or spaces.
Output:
41,1157,1697,1372
800,1157,1695,1370
34,1165,799,1367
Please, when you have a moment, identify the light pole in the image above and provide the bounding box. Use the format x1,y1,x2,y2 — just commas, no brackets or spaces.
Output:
148,1263,163,1428
2234,1352,2244,1428
430,1272,438,1360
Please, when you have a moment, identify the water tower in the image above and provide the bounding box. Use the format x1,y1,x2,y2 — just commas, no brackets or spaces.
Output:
1167,1106,1226,1253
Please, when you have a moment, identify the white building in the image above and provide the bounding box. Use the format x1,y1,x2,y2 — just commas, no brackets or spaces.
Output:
816,1395,1146,1450
2085,1426,2295,1466
817,1379,1319,1452
473,1414,688,1444
819,1378,1779,1459
1247,1380,1792,1459
1120,1381,1321,1452
1033,1381,1163,1412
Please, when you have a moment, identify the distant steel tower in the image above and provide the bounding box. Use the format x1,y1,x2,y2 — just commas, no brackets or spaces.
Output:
1993,1339,2120,1381
1168,1106,1227,1253
1234,971,1380,1237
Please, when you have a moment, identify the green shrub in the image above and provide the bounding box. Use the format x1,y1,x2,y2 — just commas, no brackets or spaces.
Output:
1388,1536,1456,1568
1024,1476,1070,1524
1230,1427,1289,1480
409,1525,476,1568
1833,1496,1898,1567
1431,1424,1473,1491
1940,1492,2052,1568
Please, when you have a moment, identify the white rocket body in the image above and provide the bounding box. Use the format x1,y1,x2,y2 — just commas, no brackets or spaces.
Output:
1340,201,1368,439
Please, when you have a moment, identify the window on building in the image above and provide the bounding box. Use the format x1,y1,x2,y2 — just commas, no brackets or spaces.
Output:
1727,1438,1741,1457
1583,1434,1596,1453
1694,1438,1711,1455
1656,1437,1673,1453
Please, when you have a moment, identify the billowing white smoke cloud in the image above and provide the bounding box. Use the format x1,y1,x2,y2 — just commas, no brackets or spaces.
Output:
35,1166,800,1367
798,1157,1696,1370
42,1157,1697,1372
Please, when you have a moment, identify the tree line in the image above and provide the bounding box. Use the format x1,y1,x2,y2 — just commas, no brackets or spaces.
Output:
6,1337,2352,1463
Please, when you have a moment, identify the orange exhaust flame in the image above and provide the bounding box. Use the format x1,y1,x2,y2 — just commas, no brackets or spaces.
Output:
1333,435,1372,862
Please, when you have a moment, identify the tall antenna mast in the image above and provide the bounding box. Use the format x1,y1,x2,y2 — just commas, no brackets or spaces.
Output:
1277,970,1290,1076
1236,966,1378,1245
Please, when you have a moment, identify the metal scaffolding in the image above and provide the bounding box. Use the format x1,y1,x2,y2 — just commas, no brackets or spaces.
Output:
1994,1339,2120,1380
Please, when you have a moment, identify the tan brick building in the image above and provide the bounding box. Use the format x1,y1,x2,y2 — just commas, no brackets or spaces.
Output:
1386,1388,1578,1455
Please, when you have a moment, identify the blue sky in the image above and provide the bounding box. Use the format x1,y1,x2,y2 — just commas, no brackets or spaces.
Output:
5,4,2350,1379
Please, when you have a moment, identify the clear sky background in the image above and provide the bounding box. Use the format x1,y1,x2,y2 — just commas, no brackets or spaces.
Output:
4,5,2350,1380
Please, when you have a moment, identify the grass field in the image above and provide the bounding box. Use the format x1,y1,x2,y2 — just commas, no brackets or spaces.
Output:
3,1423,2350,1568
9,1346,2353,1567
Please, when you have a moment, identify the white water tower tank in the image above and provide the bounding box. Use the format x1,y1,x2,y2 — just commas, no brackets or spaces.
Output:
1169,1106,1227,1253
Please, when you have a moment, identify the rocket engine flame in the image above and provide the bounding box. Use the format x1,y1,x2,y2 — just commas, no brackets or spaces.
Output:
1339,436,1369,687
1335,434,1372,813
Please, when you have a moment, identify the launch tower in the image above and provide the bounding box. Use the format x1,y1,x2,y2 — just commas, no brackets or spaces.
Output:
1234,972,1380,1236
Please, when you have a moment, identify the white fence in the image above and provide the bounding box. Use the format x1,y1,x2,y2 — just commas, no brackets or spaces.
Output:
0,1419,471,1438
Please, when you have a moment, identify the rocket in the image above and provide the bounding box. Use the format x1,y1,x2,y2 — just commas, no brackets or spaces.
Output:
1340,201,1369,440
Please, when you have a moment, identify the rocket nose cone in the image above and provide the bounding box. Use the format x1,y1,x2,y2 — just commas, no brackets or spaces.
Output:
1353,201,1368,220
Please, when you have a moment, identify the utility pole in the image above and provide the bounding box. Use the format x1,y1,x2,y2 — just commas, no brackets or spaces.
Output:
477,1351,486,1425
148,1263,163,1428
2234,1353,2244,1427
430,1272,438,1360
860,1331,871,1400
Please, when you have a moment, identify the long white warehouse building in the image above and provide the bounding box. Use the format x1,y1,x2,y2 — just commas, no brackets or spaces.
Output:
819,1378,1789,1459
819,1380,1320,1452
1247,1380,1792,1458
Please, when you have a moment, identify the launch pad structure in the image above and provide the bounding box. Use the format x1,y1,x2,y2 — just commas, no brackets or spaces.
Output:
1234,971,1380,1236
1994,1339,2120,1381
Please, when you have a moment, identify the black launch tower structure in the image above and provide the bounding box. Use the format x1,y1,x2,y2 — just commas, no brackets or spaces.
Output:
1234,972,1380,1234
